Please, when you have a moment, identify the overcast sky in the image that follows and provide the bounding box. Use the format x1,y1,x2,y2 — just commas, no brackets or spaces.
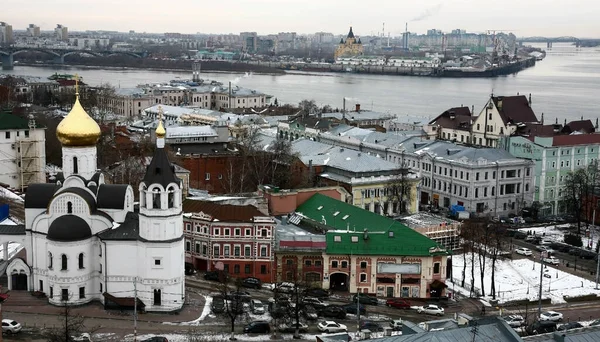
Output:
7,0,600,37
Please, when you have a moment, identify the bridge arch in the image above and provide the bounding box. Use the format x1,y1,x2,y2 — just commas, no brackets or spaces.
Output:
12,49,61,57
61,51,101,58
103,51,143,58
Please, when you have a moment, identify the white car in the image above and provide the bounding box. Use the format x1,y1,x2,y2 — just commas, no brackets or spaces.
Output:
542,256,560,265
278,322,309,333
536,245,554,253
317,321,347,333
515,247,532,256
503,315,525,328
540,311,563,322
417,304,445,316
2,319,22,334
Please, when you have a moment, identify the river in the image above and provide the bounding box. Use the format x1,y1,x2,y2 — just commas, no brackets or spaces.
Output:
3,43,600,123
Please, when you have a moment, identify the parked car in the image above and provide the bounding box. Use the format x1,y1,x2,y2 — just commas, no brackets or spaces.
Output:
557,322,583,331
304,297,328,310
211,296,225,314
204,271,223,281
514,231,527,239
542,256,560,265
320,305,347,319
417,304,444,316
317,321,347,333
303,288,330,298
243,321,271,334
278,322,309,333
352,294,379,305
536,245,554,253
141,338,168,342
540,239,553,246
515,247,533,256
526,321,557,335
589,319,600,326
226,290,251,302
250,299,265,314
242,277,262,289
525,236,537,243
386,298,411,309
360,321,383,332
303,305,319,320
540,311,563,322
503,315,525,328
342,302,366,315
274,282,295,294
390,319,403,331
1,319,22,334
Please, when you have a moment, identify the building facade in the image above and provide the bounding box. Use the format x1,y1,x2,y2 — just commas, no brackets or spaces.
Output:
334,27,364,59
0,22,13,44
183,200,276,282
0,111,46,190
2,93,185,311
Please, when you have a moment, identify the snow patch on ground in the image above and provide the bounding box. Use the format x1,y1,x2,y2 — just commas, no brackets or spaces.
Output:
517,224,600,250
127,333,319,341
450,253,600,304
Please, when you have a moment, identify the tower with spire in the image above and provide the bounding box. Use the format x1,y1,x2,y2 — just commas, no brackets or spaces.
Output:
334,26,364,59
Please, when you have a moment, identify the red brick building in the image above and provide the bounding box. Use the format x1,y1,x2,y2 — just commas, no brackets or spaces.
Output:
183,199,276,283
258,185,349,216
181,153,241,194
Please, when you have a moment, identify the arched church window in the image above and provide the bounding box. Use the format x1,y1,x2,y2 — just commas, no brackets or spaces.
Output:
78,253,84,269
48,252,53,269
67,202,73,214
73,157,78,174
168,189,174,208
152,189,161,209
61,254,68,270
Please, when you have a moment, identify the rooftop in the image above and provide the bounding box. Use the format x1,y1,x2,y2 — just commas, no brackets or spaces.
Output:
295,194,444,256
182,199,271,223
166,125,218,139
492,95,538,125
429,106,473,131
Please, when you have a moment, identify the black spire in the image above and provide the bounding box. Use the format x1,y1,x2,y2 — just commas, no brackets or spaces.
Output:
347,26,355,39
142,147,179,188
340,38,344,44
357,38,362,44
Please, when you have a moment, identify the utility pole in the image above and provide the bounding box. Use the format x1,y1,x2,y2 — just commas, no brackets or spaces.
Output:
356,290,361,334
538,252,546,317
133,278,138,342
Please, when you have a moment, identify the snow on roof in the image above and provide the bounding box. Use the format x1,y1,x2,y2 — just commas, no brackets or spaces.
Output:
166,125,217,138
0,187,24,203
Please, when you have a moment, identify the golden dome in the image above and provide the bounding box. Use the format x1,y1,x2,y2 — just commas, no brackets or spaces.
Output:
56,93,101,147
156,120,166,138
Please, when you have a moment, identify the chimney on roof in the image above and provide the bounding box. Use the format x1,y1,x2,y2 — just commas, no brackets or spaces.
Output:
541,113,544,125
449,111,456,120
528,93,532,106
471,105,474,114
581,115,584,120
355,103,361,112
555,117,558,124
564,118,567,126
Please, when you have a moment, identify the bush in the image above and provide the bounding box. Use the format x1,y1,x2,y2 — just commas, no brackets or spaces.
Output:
564,234,583,247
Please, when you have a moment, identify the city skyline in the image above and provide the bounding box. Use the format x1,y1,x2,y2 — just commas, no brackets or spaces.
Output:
5,0,600,38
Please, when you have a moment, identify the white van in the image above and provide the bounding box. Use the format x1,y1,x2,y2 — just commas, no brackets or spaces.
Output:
251,299,265,314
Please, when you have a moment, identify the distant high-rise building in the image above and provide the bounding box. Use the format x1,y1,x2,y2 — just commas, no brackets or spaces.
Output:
55,24,68,41
0,22,13,44
27,24,40,37
451,29,467,35
240,32,258,52
427,29,442,36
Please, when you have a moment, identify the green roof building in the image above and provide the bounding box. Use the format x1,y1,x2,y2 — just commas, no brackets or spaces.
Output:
293,193,448,298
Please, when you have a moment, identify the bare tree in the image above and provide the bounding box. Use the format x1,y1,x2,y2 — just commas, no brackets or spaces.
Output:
278,263,316,340
42,300,87,342
298,99,318,116
386,168,413,215
214,271,247,341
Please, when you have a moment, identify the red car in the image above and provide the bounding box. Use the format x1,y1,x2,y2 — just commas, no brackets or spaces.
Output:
386,298,411,309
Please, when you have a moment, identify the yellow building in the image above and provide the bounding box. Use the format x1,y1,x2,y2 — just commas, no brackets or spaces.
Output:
334,27,364,59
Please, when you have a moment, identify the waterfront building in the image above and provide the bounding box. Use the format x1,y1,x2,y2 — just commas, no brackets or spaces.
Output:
276,193,448,298
501,134,600,216
334,27,364,59
55,25,68,41
0,111,46,191
68,37,110,50
0,22,13,45
1,92,185,311
183,199,276,282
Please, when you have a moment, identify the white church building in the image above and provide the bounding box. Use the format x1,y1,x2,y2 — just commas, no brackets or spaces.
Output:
1,90,185,312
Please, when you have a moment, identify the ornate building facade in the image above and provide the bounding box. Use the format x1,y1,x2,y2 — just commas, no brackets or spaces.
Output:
334,27,364,59
2,88,185,312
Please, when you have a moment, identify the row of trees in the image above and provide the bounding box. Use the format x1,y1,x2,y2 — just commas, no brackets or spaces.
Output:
563,163,600,235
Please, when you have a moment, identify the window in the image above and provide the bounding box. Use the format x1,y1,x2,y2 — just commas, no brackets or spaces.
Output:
334,235,341,242
260,265,267,274
244,246,251,256
245,228,251,236
315,260,322,267
100,263,103,273
73,156,78,174
154,258,161,266
67,202,73,214
99,245,102,257
360,273,367,282
260,246,267,257
224,228,230,236
235,228,240,236
50,286,54,299
433,263,440,274
213,245,220,256
78,253,84,269
186,241,191,251
261,229,268,237
195,243,200,254
61,289,69,301
48,252,53,269
79,287,85,299
100,283,103,292
214,228,220,235
332,261,339,268
526,168,530,176
351,236,358,243
341,261,348,268
5,132,9,139
360,261,367,269
202,244,207,255
205,173,210,180
234,246,240,256
305,260,312,267
245,264,251,274
492,171,496,179
224,245,230,256
234,264,240,274
476,172,479,181
61,254,67,270
153,289,162,306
